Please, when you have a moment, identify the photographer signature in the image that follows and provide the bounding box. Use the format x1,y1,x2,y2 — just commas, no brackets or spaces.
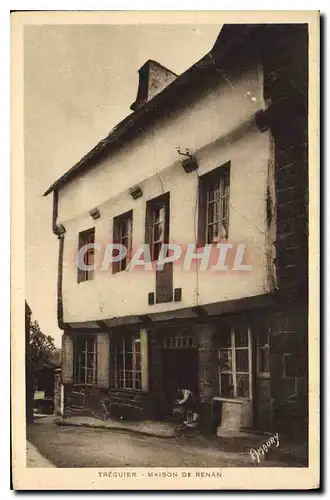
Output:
250,432,280,464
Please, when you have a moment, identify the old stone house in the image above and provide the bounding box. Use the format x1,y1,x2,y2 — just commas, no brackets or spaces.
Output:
45,24,308,439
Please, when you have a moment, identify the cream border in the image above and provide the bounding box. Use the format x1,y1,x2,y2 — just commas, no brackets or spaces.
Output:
11,10,320,490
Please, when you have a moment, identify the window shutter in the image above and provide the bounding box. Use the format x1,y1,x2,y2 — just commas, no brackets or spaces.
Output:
197,178,206,247
112,218,120,274
145,201,153,249
140,329,149,392
155,192,173,303
97,333,110,389
62,333,74,385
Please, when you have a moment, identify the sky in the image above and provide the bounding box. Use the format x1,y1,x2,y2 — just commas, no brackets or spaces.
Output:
24,24,221,346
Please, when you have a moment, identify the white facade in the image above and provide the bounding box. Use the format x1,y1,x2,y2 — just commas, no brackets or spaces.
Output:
57,53,273,325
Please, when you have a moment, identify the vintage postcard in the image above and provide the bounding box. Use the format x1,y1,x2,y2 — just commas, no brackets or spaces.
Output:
11,10,320,490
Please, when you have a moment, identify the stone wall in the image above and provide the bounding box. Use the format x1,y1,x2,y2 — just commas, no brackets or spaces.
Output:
269,303,308,440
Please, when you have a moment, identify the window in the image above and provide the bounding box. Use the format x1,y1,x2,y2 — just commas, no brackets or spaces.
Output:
145,193,170,262
198,163,230,246
218,325,252,399
77,227,95,283
115,333,142,390
113,210,133,273
74,335,97,385
257,329,270,374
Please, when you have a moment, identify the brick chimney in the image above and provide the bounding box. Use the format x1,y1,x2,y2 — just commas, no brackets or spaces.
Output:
130,60,177,111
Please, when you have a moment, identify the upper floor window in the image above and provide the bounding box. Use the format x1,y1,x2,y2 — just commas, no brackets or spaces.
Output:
198,163,230,246
113,210,133,273
145,192,170,262
77,227,95,283
74,335,97,385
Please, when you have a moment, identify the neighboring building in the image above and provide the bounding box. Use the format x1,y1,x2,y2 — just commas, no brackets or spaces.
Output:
45,24,308,439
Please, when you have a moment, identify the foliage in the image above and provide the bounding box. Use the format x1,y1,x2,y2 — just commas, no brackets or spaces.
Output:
27,319,57,372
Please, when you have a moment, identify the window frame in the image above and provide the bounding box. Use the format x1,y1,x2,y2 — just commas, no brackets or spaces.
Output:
218,326,252,400
198,162,230,247
77,227,95,283
73,335,97,386
114,333,142,391
145,192,170,263
113,210,133,273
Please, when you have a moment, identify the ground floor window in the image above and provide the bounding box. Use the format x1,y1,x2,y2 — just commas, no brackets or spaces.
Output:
218,326,252,398
74,335,97,385
115,333,142,390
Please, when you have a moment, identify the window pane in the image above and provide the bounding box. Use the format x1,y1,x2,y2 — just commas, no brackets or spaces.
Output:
257,330,269,347
154,222,163,242
135,353,141,371
154,206,165,224
79,367,86,384
120,255,128,271
134,372,142,390
134,337,141,353
220,374,234,397
218,330,232,348
120,218,130,238
153,241,162,261
207,222,220,243
121,235,129,248
125,352,133,371
208,200,220,224
87,368,95,384
117,349,124,369
222,194,229,219
236,374,250,398
235,328,249,347
219,349,232,371
86,337,95,352
236,349,249,372
207,180,220,201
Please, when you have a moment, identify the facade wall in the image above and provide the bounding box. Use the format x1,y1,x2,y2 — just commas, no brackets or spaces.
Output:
57,54,273,324
62,299,307,440
58,26,308,441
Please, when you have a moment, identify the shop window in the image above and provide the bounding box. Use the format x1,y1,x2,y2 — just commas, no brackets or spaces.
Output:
74,335,97,385
218,326,252,399
114,333,142,390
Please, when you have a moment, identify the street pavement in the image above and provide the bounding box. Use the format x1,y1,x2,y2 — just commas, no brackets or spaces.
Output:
26,440,55,467
26,419,306,468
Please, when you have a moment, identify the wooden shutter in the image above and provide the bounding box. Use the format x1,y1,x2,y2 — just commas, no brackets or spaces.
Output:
145,200,153,249
197,177,207,247
155,192,173,303
140,330,149,392
62,333,74,385
97,333,110,389
112,216,120,274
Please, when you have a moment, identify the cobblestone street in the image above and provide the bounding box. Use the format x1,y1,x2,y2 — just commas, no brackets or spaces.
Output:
26,418,307,468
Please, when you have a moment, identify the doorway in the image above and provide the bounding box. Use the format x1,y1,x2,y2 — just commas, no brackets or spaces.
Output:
163,347,199,403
